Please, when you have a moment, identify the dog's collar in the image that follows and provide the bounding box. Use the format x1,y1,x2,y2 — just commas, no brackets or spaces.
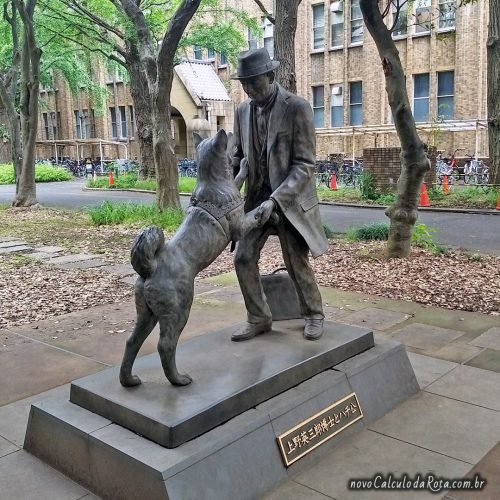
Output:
190,196,243,221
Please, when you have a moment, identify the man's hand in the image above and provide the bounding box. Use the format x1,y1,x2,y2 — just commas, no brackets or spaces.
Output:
255,199,276,227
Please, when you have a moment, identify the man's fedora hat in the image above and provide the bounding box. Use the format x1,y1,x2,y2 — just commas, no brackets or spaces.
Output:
231,48,280,80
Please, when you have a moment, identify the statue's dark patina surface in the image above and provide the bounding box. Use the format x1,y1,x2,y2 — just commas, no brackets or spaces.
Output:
230,48,328,342
119,129,261,387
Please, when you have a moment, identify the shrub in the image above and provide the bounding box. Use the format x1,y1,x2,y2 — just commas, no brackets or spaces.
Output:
359,171,377,201
346,223,390,241
87,201,184,230
374,193,396,205
0,163,72,184
411,223,446,254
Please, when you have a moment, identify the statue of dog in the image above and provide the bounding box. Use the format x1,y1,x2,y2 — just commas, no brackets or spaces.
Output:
119,129,259,387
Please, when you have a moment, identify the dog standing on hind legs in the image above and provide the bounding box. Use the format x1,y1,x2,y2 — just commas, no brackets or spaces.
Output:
119,129,265,387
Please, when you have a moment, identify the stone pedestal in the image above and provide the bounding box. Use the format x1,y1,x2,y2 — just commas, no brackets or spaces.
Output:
24,321,419,500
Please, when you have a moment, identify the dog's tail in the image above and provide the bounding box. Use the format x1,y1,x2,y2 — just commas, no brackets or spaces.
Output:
131,226,165,279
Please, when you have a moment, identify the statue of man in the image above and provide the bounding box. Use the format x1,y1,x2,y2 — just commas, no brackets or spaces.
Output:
230,48,328,342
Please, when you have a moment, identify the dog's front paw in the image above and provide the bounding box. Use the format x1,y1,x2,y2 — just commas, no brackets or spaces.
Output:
120,374,142,387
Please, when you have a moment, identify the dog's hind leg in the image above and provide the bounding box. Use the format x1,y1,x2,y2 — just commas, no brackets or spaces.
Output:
119,280,158,387
157,310,192,386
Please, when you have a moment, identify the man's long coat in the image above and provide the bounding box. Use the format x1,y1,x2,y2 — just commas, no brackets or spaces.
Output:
232,84,328,258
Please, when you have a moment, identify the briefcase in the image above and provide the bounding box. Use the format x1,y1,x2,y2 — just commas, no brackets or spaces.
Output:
261,267,302,320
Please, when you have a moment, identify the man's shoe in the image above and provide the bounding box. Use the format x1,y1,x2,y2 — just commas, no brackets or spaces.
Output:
231,321,272,341
304,318,324,340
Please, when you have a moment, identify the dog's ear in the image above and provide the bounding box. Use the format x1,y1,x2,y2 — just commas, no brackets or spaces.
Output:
214,128,228,152
193,132,204,149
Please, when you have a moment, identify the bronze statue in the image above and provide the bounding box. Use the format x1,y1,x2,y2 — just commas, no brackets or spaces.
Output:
230,48,328,342
119,129,262,387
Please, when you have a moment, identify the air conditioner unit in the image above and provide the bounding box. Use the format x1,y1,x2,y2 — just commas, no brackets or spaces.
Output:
331,86,343,95
331,1,343,13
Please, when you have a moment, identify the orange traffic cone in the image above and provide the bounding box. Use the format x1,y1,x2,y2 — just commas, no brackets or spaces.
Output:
419,182,430,207
330,173,337,190
442,175,449,194
108,170,115,187
496,191,500,210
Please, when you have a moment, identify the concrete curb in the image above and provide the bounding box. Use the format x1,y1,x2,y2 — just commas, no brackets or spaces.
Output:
82,187,500,215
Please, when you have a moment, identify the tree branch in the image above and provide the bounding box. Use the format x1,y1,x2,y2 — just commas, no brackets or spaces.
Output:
252,0,275,24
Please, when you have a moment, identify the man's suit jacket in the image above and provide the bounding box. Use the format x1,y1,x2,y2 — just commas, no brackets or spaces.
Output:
232,84,328,258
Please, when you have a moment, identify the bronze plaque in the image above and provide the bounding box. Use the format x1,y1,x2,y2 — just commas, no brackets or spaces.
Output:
277,392,363,467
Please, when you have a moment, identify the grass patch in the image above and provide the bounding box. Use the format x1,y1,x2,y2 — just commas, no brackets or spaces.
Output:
86,174,197,194
0,163,72,184
317,187,363,203
429,186,499,208
346,223,390,241
87,201,184,230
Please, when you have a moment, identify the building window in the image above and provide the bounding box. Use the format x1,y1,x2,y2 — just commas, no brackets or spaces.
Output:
263,18,274,58
312,86,325,128
53,112,60,140
349,81,362,125
350,0,363,44
415,0,431,34
248,28,259,50
391,0,407,37
437,71,454,119
119,106,127,139
42,113,49,139
129,105,135,139
74,110,82,139
330,1,344,48
74,110,92,139
193,45,203,60
330,85,343,127
413,73,430,122
110,107,118,139
207,48,215,60
312,4,325,50
438,0,456,30
219,53,227,66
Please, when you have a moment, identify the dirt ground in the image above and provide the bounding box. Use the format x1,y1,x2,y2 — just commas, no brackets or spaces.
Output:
1,207,499,329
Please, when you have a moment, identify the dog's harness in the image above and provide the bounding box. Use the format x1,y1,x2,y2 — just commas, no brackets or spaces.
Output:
190,196,243,221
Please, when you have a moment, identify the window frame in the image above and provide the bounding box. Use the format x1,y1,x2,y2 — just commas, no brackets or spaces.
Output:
438,0,456,31
330,85,344,128
193,45,203,60
391,0,408,38
437,71,454,120
330,1,344,49
119,106,127,139
312,86,325,128
350,0,364,45
414,0,432,35
110,107,118,139
312,3,326,51
413,73,430,122
349,81,363,126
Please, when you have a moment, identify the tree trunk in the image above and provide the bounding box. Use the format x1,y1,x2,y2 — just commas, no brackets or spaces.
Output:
488,0,500,185
360,0,429,258
12,0,41,207
126,52,155,179
274,0,302,93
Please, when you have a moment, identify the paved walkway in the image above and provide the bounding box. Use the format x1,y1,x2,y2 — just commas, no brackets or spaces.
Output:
0,262,499,498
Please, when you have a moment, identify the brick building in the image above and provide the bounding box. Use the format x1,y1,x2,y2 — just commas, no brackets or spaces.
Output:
0,0,489,165
215,0,489,161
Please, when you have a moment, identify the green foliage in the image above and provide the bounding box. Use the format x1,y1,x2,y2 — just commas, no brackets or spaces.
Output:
87,201,184,229
86,174,196,193
375,193,397,205
322,224,336,239
34,164,73,182
359,171,377,201
0,164,15,184
346,223,390,241
0,163,72,184
411,223,446,254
